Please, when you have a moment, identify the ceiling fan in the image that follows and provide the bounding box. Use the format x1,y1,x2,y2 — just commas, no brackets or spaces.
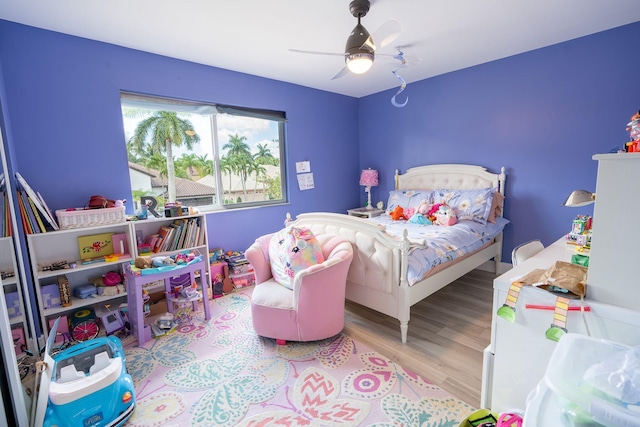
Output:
289,0,402,80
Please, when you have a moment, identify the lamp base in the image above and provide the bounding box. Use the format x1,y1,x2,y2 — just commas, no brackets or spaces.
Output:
364,205,374,210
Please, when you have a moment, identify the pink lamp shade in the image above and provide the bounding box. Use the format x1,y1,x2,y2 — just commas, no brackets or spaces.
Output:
359,169,379,187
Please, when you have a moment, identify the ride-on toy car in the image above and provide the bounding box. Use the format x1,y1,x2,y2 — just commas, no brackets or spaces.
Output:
34,318,136,427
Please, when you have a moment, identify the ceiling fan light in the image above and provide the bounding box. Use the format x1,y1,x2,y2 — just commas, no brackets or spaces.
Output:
346,53,374,74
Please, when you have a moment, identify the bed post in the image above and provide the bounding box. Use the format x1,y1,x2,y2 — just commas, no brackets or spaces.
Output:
398,229,411,343
498,166,506,195
394,169,400,190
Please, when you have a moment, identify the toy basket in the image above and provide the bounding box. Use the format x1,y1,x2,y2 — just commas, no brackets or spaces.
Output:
55,206,126,229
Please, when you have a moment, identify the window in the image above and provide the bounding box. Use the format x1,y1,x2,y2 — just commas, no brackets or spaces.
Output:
120,93,287,212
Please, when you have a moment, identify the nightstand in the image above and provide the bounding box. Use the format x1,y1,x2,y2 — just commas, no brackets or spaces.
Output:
347,207,384,218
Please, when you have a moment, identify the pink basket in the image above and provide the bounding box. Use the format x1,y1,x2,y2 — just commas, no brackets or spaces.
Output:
55,206,126,229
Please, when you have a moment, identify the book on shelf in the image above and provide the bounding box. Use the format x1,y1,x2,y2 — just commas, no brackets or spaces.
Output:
15,172,59,230
169,220,183,251
0,186,11,237
16,190,33,234
22,191,42,233
143,233,161,252
154,225,172,253
177,219,189,250
28,194,48,233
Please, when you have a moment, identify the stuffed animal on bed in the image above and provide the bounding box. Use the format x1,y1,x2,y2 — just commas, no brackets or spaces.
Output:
433,203,458,226
390,205,406,221
408,200,433,225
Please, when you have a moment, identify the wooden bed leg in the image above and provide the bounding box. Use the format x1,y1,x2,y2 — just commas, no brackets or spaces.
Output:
400,322,408,344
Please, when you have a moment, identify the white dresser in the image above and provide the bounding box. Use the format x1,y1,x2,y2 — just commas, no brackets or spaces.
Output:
482,153,640,415
587,152,640,309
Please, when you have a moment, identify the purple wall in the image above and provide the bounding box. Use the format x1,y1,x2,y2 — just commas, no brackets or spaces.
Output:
1,19,640,259
359,21,640,253
0,20,359,252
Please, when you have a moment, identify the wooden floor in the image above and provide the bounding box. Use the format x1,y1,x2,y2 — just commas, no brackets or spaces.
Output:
342,269,495,408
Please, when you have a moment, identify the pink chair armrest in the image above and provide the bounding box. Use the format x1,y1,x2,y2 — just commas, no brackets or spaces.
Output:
246,233,275,285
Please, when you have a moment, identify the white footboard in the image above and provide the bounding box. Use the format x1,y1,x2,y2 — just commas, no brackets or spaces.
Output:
292,212,412,336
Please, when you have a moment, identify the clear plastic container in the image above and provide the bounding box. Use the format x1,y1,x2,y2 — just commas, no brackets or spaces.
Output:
544,333,640,427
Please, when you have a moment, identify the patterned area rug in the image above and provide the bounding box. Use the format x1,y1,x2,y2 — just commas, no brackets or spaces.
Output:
123,288,474,426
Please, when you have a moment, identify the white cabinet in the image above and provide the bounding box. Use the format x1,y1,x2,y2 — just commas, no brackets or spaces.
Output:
587,152,640,309
27,223,134,339
483,240,640,414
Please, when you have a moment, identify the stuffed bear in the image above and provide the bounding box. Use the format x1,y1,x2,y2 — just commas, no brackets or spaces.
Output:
135,256,153,269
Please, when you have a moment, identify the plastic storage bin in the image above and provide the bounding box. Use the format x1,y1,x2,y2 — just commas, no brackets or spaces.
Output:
541,333,640,427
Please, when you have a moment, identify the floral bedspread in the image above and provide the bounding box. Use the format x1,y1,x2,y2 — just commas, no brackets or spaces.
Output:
369,215,509,285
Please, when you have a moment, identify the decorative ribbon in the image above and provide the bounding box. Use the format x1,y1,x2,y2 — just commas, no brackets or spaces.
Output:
391,70,408,108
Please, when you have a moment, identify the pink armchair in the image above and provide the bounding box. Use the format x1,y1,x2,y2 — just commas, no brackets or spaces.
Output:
246,232,353,343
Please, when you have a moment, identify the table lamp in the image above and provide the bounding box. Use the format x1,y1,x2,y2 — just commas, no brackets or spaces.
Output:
359,168,378,210
563,190,595,207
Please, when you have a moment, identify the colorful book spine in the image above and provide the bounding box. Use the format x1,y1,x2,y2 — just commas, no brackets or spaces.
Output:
28,195,47,233
16,191,33,234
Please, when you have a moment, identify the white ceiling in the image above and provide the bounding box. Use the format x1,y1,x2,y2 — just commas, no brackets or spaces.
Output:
2,0,640,98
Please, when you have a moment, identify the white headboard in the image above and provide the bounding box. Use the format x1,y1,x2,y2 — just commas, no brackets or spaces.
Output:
395,164,506,195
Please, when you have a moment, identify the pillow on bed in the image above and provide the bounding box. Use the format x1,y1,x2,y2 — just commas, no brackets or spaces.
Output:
432,188,496,225
385,190,433,215
268,226,325,289
487,191,505,223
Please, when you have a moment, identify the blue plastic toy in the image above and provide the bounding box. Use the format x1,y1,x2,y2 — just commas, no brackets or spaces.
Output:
35,318,136,427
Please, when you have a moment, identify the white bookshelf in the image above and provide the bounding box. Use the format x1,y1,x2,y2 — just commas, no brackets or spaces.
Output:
27,222,133,339
27,214,210,340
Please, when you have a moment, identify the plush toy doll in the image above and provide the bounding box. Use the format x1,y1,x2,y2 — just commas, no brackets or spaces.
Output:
389,205,406,221
152,256,176,267
427,203,444,223
409,201,433,225
135,256,153,269
174,253,188,264
626,110,640,152
434,204,458,226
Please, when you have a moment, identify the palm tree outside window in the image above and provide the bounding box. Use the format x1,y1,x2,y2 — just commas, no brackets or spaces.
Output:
120,93,287,212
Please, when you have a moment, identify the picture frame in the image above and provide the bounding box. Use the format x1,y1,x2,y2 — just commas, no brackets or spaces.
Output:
78,233,114,260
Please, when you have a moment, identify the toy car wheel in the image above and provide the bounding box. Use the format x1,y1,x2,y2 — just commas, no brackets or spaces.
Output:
71,320,99,341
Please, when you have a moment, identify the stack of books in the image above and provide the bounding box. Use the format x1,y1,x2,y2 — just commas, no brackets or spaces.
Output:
227,252,255,288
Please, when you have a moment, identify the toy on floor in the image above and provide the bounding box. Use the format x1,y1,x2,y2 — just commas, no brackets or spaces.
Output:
34,317,135,427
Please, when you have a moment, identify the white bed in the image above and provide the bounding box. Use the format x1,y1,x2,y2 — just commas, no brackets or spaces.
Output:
290,163,507,343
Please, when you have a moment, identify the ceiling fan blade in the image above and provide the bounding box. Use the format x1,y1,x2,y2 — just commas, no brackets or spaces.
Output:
331,66,350,80
289,48,345,57
364,19,402,51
